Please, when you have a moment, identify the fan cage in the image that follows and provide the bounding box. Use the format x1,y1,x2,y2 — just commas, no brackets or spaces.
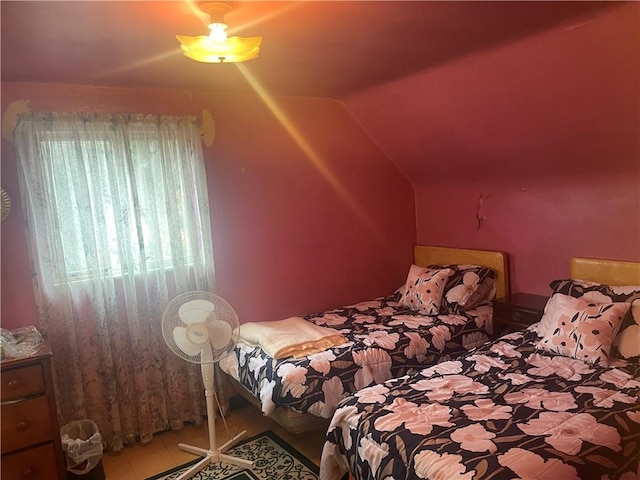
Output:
161,291,239,364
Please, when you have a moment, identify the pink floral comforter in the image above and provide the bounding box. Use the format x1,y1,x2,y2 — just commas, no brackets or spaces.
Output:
219,295,493,418
321,329,640,480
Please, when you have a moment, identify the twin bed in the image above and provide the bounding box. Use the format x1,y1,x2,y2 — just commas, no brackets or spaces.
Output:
220,245,509,432
321,257,640,480
220,246,639,479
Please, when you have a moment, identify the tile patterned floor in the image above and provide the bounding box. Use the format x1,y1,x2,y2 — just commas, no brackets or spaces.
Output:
101,402,327,480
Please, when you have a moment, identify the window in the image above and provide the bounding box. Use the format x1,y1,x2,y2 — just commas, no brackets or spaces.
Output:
14,112,215,287
13,111,215,451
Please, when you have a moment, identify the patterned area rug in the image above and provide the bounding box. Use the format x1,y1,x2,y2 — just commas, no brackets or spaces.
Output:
146,430,319,480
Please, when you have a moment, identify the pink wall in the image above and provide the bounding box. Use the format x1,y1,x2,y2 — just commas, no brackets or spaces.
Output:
345,3,639,296
0,84,416,329
3,3,636,329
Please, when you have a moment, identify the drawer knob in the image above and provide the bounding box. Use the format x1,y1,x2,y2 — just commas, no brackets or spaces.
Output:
16,419,29,431
8,378,22,389
21,468,36,480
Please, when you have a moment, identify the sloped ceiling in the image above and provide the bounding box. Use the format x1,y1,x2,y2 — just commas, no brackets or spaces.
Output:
0,1,614,98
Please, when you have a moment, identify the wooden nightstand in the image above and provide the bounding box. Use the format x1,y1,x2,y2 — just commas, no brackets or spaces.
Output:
1,341,68,480
494,293,549,335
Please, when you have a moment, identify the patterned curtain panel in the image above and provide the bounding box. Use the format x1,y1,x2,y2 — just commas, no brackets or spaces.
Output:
13,111,221,451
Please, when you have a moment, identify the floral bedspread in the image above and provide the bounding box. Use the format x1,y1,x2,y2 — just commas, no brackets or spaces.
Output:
219,295,493,418
320,329,640,480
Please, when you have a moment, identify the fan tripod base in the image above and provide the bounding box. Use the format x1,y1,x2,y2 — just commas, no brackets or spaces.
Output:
174,430,254,479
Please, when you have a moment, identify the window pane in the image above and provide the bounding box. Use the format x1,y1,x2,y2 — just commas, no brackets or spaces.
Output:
36,120,198,283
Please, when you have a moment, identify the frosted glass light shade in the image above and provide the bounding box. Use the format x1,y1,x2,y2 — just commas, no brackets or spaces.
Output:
176,34,262,63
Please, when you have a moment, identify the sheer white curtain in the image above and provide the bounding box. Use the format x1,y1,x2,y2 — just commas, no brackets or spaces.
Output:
14,111,218,450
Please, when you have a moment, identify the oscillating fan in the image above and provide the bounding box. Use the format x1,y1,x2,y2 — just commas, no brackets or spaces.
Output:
162,291,253,479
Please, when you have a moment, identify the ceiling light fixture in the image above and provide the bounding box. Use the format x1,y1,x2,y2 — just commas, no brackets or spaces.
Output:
176,2,261,64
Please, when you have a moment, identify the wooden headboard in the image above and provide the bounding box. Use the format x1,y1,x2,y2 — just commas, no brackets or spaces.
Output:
570,257,640,286
414,245,509,299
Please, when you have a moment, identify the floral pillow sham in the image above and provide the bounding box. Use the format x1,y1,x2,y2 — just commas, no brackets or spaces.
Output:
398,264,496,314
614,301,640,361
549,279,640,363
535,293,629,366
399,266,452,314
549,278,640,303
429,264,497,313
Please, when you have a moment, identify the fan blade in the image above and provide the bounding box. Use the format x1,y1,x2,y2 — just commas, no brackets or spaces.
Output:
178,299,216,325
208,319,233,350
173,326,203,356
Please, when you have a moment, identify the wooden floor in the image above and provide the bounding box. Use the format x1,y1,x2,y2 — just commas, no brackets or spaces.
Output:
101,401,327,480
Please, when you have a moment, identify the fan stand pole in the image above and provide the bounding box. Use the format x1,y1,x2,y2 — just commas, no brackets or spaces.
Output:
175,360,254,480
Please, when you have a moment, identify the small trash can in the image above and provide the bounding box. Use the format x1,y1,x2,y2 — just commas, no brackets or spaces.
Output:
60,420,106,480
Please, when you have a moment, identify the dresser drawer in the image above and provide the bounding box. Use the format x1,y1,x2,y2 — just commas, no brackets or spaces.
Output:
1,364,45,402
1,396,54,454
1,341,67,479
1,443,60,480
